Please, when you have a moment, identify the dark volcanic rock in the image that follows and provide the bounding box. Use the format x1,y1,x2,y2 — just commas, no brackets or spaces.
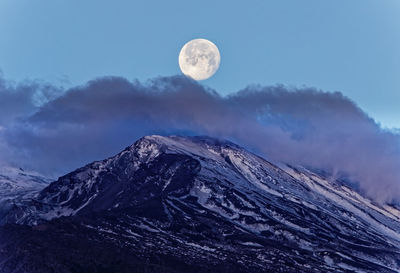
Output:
1,135,400,272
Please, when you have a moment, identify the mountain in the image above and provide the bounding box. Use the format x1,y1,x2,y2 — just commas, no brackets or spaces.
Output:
0,166,50,222
1,135,400,272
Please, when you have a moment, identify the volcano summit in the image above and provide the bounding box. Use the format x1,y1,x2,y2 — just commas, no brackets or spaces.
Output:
0,135,399,272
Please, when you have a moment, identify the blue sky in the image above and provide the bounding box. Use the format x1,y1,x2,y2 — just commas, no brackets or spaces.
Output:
0,0,399,128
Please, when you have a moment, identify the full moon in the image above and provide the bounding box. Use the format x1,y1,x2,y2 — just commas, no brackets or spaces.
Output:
178,38,220,81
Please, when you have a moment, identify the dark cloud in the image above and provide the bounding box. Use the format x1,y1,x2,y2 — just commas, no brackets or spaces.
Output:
0,74,62,125
0,74,62,165
0,75,399,203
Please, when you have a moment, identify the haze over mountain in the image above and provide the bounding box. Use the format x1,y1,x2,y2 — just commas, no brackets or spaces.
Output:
0,75,399,203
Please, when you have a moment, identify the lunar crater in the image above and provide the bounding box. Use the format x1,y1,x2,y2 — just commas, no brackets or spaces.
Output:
179,38,220,81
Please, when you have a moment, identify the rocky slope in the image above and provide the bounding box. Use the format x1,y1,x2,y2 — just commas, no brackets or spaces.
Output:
1,135,399,272
0,166,50,223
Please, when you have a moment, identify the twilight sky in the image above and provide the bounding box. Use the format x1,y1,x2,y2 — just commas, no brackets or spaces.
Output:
0,0,399,128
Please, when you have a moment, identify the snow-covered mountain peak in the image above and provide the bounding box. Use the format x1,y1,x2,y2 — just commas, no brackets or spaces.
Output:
132,135,243,159
2,135,400,272
0,165,51,195
0,166,51,185
0,166,51,222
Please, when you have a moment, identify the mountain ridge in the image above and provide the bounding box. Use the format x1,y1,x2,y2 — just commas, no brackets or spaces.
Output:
0,166,50,223
1,135,400,272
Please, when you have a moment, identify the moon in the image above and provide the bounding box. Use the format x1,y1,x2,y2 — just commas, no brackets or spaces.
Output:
178,38,221,81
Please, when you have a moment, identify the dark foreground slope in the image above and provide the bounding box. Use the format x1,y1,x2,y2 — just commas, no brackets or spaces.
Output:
1,136,399,272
